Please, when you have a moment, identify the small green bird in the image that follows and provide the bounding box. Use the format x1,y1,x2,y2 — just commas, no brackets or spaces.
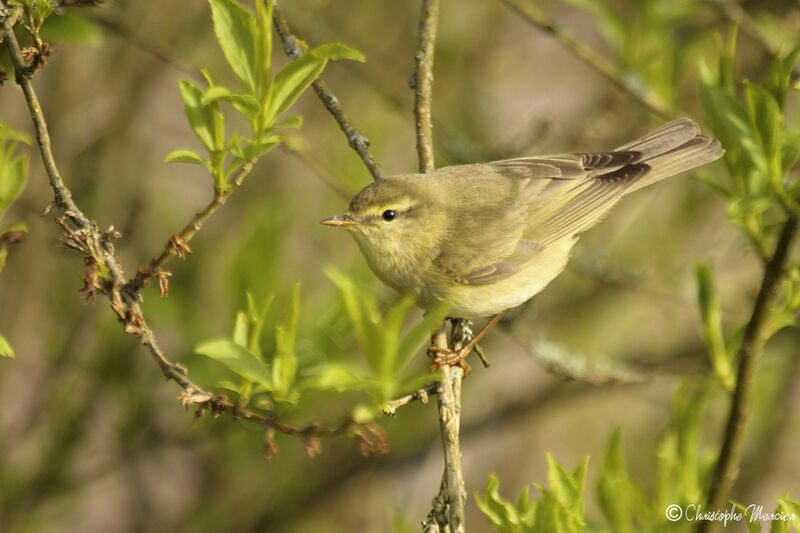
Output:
322,118,724,361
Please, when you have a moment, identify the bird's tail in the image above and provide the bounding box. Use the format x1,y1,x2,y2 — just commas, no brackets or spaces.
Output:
616,118,725,193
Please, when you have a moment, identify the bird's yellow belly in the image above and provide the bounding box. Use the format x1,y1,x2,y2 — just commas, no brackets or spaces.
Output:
421,237,576,318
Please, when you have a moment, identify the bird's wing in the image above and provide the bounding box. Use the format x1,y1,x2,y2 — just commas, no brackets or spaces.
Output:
434,152,644,285
434,118,722,285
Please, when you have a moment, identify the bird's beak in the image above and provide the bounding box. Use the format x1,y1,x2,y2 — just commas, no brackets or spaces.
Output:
320,213,360,227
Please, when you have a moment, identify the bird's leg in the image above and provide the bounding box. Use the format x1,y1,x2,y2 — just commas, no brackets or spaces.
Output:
428,310,507,368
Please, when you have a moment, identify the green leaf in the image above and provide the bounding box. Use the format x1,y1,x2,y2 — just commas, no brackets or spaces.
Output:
777,498,800,530
194,338,272,389
178,80,221,151
325,266,381,366
303,362,374,392
201,85,235,106
232,310,249,348
273,115,303,129
309,42,366,62
0,333,14,358
272,284,300,400
247,292,274,358
254,0,275,105
770,508,790,533
396,299,450,374
378,294,416,378
0,123,31,145
40,12,102,46
267,54,327,124
726,196,774,221
744,81,784,190
475,474,524,532
596,429,652,532
164,149,208,166
0,152,28,217
546,453,587,514
243,136,281,160
732,502,764,533
597,429,632,533
695,263,735,391
208,0,258,93
201,86,260,119
666,383,712,504
768,46,800,111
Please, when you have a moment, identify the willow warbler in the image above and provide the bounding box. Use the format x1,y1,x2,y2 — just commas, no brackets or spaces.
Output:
322,118,724,320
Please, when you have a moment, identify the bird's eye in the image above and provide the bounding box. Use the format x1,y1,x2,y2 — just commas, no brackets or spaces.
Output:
381,209,397,222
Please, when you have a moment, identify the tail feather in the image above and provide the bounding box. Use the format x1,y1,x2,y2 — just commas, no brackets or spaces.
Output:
617,119,725,193
615,118,700,157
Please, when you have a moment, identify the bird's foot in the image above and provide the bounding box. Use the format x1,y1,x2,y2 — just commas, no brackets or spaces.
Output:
428,345,472,375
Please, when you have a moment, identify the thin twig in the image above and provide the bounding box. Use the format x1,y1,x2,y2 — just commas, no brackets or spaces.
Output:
383,382,438,415
272,3,382,180
413,0,440,173
698,215,798,533
3,12,385,458
500,0,672,120
127,159,257,293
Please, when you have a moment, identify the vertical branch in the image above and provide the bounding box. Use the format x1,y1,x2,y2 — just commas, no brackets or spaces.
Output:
411,2,466,531
413,0,440,173
425,321,468,533
698,215,798,533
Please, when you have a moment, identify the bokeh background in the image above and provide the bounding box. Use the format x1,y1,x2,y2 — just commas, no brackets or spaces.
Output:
1,0,799,531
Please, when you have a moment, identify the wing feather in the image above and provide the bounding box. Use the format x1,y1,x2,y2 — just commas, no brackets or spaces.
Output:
433,118,723,286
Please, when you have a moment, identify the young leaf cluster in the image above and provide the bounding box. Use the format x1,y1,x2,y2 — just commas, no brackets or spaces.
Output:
194,287,306,410
477,383,799,532
699,28,800,252
318,267,448,414
193,271,448,421
475,455,588,533
0,122,30,359
166,0,364,192
696,29,800,387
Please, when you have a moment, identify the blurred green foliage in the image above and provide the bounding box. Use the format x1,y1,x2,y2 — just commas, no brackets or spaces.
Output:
562,0,710,108
476,456,588,533
0,121,29,358
2,0,800,532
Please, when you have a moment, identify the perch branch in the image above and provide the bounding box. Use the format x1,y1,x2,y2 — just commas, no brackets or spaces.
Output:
272,3,382,180
4,13,385,457
425,321,468,533
501,0,672,119
698,215,798,533
409,2,467,531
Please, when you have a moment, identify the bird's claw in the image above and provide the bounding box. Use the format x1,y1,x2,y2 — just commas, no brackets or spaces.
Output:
428,346,472,375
